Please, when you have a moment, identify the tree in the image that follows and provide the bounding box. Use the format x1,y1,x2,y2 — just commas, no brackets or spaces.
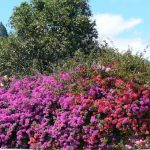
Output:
9,0,98,74
0,22,8,37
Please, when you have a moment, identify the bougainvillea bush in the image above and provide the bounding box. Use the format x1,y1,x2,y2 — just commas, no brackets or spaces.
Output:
0,65,149,149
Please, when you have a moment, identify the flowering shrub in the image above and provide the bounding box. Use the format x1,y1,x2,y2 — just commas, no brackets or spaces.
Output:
0,65,149,149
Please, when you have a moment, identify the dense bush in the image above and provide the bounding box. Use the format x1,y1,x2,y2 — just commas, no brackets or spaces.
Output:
0,65,149,149
56,47,150,85
0,35,32,76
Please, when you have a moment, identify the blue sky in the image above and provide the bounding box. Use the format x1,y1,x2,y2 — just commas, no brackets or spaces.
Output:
0,0,150,59
91,0,150,40
0,1,25,28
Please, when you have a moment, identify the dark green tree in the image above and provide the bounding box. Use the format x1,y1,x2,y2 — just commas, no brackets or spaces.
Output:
9,0,98,73
0,22,8,37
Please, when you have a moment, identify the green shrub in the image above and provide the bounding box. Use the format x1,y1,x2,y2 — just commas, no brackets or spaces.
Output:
56,47,150,85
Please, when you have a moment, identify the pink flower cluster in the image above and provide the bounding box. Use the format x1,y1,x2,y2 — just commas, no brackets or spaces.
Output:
0,66,149,149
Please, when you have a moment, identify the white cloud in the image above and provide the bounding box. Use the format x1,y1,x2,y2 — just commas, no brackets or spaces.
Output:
114,37,150,59
93,13,142,38
93,13,150,60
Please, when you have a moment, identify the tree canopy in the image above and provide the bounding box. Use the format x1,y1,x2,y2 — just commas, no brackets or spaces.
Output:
9,0,98,73
0,0,98,76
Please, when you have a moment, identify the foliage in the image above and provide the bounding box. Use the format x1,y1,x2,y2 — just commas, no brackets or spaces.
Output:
0,65,149,149
0,22,8,37
56,47,150,85
0,35,32,76
7,0,98,73
99,48,150,84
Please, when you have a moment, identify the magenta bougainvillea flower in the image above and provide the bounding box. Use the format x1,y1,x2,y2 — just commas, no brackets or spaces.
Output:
0,66,149,149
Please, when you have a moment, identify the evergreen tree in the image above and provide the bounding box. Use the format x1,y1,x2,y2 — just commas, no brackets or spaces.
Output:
0,22,8,37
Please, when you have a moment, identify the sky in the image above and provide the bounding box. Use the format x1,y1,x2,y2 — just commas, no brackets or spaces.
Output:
0,0,150,60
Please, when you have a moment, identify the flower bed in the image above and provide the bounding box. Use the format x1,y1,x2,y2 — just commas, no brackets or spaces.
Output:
0,66,149,149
